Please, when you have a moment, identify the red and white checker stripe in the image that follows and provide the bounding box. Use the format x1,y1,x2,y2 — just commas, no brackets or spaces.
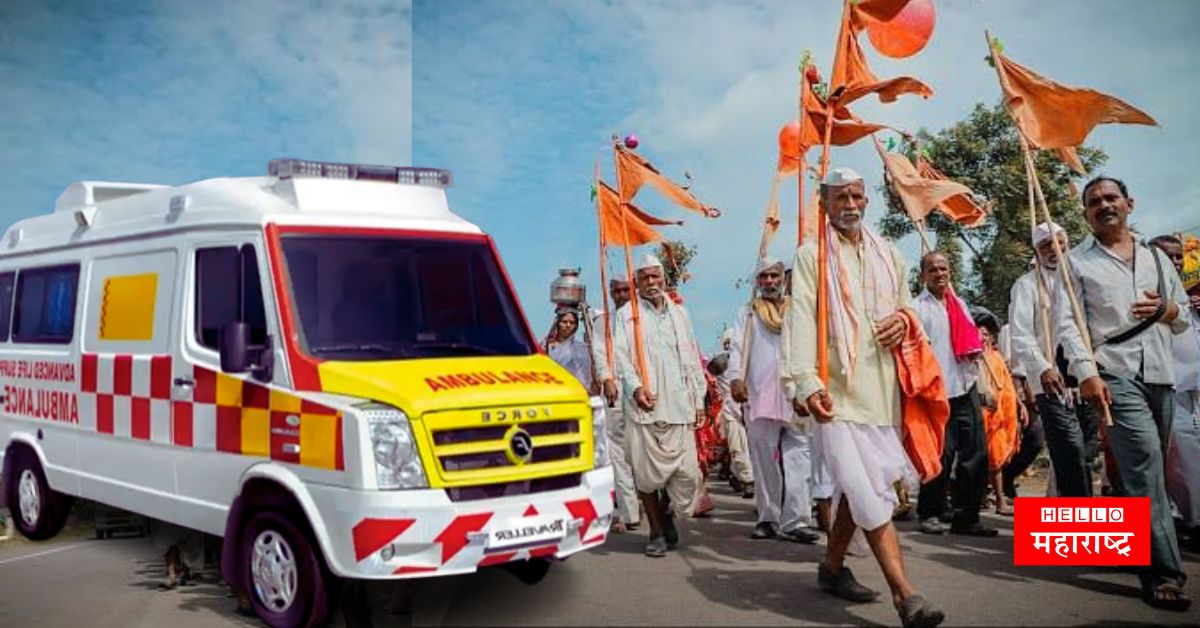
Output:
80,353,173,444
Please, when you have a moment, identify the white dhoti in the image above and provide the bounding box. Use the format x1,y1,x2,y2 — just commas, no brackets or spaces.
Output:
725,414,755,484
748,418,815,531
807,420,835,500
605,402,641,525
627,420,700,518
1167,394,1200,526
814,421,917,533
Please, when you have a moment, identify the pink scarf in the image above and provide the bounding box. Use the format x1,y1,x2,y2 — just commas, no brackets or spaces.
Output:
945,286,983,361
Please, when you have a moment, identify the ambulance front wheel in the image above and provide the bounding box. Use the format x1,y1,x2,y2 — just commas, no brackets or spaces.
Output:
241,511,331,628
503,558,553,585
9,448,73,541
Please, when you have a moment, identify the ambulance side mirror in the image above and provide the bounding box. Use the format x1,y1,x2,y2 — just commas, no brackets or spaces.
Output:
220,322,274,383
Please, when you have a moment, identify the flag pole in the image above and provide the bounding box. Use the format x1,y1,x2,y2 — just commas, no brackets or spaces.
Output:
613,141,651,393
798,56,810,247
985,29,1112,427
594,164,616,380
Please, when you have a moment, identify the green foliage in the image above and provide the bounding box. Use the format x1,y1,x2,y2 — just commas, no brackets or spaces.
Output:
878,102,1106,319
658,240,698,289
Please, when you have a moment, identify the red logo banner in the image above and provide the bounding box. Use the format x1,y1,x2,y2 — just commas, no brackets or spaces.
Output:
1013,497,1150,566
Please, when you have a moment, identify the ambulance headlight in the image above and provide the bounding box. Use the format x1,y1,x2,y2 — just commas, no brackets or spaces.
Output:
363,406,427,489
589,396,610,467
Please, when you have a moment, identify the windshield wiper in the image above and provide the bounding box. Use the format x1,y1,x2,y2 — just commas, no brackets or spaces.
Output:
311,343,408,356
410,341,500,356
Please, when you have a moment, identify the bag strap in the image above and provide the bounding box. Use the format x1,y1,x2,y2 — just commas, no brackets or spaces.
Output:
1100,244,1168,346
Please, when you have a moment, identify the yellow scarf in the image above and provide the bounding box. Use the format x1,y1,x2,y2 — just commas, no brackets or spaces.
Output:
752,297,788,334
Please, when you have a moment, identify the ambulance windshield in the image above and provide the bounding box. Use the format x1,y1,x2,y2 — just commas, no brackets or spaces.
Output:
279,234,536,360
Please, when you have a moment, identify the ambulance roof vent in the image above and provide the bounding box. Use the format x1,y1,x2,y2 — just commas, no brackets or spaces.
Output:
55,181,168,213
268,158,453,189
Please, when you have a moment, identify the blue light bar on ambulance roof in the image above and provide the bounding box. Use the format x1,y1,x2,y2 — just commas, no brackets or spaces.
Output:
268,158,452,188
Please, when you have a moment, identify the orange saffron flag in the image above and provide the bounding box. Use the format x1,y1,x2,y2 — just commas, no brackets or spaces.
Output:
916,160,990,227
596,180,676,247
830,2,932,107
994,49,1157,173
777,82,889,174
615,146,719,218
850,0,910,29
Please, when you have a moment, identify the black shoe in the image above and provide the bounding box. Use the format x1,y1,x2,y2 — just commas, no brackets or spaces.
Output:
897,594,945,628
750,522,777,540
730,477,744,493
777,527,820,544
818,562,879,603
742,482,755,499
950,521,998,537
644,536,668,558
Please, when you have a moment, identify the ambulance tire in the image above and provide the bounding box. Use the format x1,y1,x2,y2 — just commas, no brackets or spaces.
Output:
8,449,73,541
503,558,553,585
241,511,330,628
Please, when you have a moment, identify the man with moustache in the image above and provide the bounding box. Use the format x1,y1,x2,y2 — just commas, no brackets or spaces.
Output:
1056,177,1191,611
783,167,943,627
728,258,821,543
613,255,706,558
1008,223,1100,498
914,252,997,537
592,278,640,532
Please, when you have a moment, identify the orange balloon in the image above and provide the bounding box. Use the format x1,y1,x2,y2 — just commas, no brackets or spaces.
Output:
866,0,935,59
777,120,802,173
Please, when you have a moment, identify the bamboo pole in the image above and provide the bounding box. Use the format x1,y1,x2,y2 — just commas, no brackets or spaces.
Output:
594,175,616,379
984,30,1112,426
613,142,652,395
815,93,836,386
798,59,810,247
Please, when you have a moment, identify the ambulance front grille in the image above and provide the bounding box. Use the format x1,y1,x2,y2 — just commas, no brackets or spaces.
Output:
426,417,586,485
445,473,582,502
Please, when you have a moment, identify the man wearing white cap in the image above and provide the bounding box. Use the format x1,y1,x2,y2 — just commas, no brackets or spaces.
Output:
1008,221,1098,498
590,278,640,532
728,257,820,543
613,253,706,557
783,167,943,627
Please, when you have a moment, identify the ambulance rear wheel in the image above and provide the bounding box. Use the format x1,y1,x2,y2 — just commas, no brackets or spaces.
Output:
9,450,73,541
241,511,329,628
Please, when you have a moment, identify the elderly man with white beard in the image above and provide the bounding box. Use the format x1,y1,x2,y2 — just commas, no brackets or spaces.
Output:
613,254,707,558
728,257,821,543
783,167,943,628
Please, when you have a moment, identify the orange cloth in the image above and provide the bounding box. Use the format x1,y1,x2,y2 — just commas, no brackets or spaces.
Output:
776,77,889,174
615,146,718,217
994,49,1157,173
876,143,972,222
830,3,932,108
916,160,990,227
596,180,678,247
892,308,950,483
980,345,1020,472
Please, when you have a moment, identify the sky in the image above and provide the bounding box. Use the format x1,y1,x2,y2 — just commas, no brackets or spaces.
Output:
3,1,1198,355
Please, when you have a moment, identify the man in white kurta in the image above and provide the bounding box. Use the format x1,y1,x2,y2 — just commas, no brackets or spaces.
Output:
783,168,942,626
709,332,755,498
590,279,640,532
613,255,706,558
728,257,820,543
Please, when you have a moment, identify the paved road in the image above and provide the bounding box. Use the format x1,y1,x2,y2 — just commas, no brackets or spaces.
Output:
2,486,1198,627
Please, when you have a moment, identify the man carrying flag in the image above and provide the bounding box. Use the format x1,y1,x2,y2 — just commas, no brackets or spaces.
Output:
784,167,943,627
613,254,707,558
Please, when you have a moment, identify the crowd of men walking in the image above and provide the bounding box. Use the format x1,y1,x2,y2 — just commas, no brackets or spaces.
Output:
542,167,1198,627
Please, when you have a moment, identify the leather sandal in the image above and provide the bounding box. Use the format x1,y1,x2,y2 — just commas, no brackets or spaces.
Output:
1142,581,1192,612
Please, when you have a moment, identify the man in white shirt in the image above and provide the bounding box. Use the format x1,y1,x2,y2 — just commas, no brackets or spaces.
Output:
728,258,820,544
1008,222,1098,498
709,330,755,499
613,254,706,558
590,279,640,532
914,251,997,537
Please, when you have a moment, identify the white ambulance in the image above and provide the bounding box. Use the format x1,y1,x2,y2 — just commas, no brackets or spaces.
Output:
0,158,614,627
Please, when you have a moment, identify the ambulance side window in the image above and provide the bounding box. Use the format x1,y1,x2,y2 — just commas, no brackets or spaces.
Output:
195,245,268,350
12,264,80,344
0,271,14,341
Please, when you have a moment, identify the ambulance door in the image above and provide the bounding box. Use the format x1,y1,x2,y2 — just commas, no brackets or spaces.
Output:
172,235,289,535
77,248,179,521
0,263,82,495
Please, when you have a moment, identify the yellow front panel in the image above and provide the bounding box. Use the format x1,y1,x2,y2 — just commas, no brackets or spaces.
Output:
412,401,594,488
270,389,303,413
300,413,338,469
98,273,157,340
241,408,270,456
216,373,243,406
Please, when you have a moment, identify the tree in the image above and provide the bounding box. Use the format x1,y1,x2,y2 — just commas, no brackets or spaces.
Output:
658,240,698,290
877,102,1106,319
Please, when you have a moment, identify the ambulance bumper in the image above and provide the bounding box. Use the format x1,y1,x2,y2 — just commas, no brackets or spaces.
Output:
308,466,614,579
